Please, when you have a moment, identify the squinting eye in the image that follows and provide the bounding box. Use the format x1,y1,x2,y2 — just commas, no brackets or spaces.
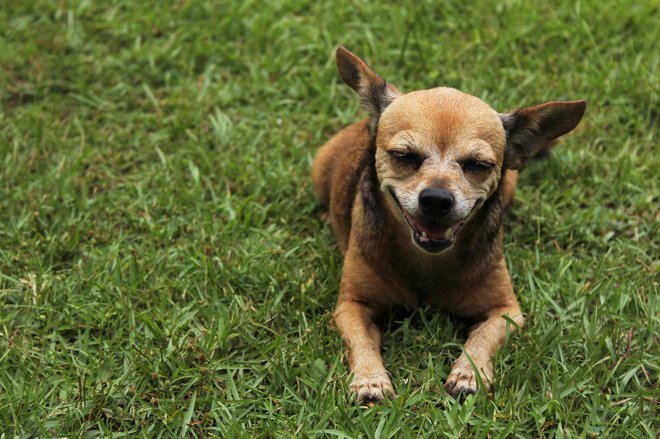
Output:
460,159,495,173
387,150,424,169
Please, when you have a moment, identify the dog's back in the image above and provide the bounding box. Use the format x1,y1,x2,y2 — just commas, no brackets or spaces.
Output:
312,118,372,253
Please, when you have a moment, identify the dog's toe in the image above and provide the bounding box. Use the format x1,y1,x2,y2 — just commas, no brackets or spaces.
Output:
444,379,457,393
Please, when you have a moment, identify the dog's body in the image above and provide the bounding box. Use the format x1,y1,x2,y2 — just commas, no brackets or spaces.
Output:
312,47,586,403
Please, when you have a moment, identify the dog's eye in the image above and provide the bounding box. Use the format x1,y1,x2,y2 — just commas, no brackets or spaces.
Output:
387,150,423,169
460,159,495,173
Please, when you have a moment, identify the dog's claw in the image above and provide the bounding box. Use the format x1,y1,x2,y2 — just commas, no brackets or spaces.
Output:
458,385,475,395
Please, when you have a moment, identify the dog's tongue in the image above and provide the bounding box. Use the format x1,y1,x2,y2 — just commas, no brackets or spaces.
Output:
406,214,454,241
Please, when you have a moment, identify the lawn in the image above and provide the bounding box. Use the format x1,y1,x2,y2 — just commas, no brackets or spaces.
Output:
0,0,658,437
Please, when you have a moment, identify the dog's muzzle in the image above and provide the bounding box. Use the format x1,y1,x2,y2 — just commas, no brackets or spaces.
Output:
388,189,464,254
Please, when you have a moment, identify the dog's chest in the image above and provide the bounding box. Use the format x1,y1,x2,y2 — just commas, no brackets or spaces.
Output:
394,264,463,310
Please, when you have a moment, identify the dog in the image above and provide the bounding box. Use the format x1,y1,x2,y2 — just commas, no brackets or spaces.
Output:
311,46,586,403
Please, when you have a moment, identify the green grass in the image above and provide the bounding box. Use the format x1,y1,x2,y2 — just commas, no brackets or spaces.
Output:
0,0,657,437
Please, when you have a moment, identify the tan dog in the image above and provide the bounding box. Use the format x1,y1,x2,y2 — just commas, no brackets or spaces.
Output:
312,47,586,403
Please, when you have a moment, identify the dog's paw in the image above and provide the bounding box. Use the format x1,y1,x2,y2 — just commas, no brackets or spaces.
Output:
349,371,394,405
444,358,492,398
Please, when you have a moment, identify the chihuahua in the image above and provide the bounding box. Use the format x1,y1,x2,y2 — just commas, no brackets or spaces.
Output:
312,47,586,403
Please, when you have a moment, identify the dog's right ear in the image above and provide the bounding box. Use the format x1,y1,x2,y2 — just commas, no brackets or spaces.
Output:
336,46,400,127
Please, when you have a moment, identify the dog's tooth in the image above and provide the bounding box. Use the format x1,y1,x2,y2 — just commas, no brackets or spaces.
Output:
421,231,428,240
444,227,453,239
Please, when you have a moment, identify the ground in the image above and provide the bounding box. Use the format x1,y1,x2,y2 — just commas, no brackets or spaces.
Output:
0,1,657,437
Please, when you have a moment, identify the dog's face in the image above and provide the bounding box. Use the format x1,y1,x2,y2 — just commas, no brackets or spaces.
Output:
376,89,506,253
335,46,586,254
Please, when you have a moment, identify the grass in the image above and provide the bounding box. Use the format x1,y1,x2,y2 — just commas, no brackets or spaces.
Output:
0,0,657,437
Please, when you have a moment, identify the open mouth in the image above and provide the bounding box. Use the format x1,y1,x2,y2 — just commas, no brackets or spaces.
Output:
388,189,463,253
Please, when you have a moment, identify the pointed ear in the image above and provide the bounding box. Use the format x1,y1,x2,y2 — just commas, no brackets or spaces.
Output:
335,46,400,125
501,100,587,170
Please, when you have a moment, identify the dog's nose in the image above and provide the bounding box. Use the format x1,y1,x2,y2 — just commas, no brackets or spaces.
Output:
419,188,455,216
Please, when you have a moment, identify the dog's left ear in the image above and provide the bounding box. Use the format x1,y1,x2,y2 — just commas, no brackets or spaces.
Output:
501,100,587,170
335,46,400,127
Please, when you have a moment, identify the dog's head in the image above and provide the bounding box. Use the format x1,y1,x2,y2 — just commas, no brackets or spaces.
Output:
336,46,586,254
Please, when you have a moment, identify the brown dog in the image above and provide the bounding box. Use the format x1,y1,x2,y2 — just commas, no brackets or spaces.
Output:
312,47,586,403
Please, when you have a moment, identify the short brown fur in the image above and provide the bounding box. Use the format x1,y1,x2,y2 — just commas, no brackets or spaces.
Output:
312,47,586,403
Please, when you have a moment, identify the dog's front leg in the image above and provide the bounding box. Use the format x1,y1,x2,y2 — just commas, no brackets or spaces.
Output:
334,298,393,404
444,304,524,396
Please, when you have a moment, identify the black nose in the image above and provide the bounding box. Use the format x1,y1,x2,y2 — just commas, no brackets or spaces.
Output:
419,188,455,216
